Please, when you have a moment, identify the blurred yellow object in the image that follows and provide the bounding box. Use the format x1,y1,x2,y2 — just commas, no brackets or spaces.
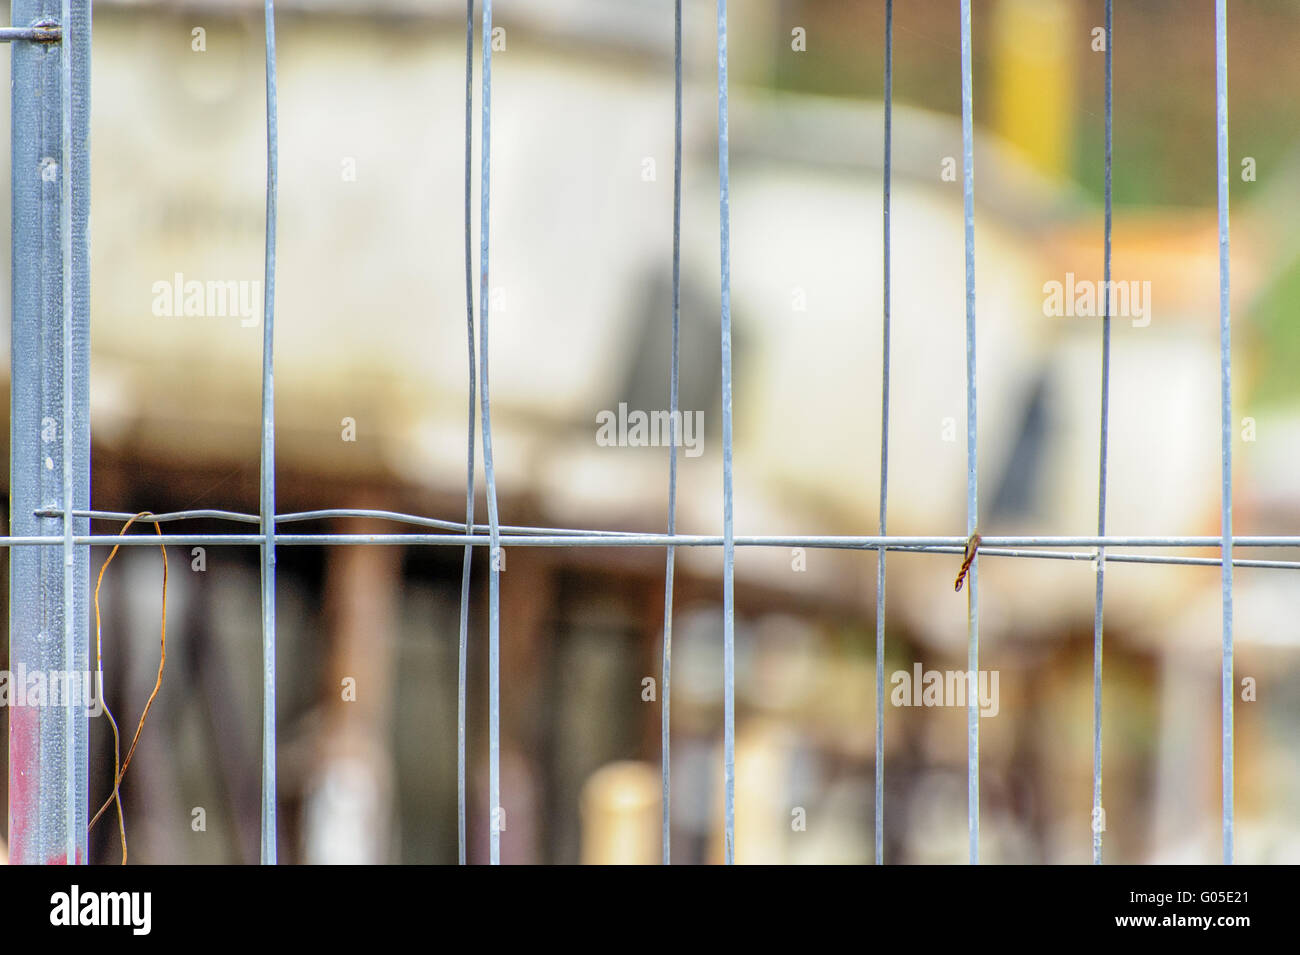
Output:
993,0,1078,178
580,761,659,865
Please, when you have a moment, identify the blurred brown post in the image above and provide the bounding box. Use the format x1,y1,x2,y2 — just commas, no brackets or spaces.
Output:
302,505,402,863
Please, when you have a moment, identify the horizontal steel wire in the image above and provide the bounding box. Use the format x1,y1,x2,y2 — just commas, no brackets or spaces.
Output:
0,25,61,43
31,509,1300,550
8,530,1300,566
35,507,632,537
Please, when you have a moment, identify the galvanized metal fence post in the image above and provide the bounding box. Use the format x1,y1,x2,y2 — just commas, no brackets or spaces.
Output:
8,0,91,865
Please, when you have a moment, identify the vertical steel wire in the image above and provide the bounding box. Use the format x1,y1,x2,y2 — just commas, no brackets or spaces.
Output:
716,0,737,865
875,0,893,868
259,0,280,866
661,0,683,866
479,0,503,866
959,0,979,866
457,0,477,869
1092,0,1113,867
1214,0,1235,866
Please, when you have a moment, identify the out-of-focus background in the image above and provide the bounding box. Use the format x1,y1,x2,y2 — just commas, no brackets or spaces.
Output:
3,0,1300,864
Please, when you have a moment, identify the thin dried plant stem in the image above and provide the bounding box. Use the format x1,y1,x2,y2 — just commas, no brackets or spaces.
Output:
88,513,168,864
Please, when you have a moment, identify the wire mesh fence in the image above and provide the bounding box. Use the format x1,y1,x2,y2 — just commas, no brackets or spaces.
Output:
4,0,1250,864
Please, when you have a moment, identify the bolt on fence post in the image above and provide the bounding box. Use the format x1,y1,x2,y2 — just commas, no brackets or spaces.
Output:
8,0,92,865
